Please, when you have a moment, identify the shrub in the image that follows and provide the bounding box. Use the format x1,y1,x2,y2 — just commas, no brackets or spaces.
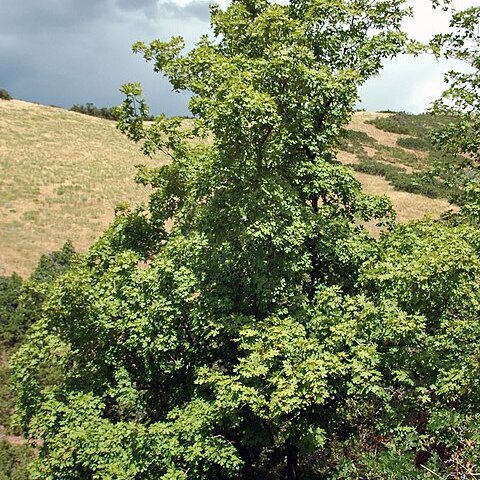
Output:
70,103,118,121
350,157,459,201
397,136,434,152
369,112,458,138
0,89,12,101
70,102,156,121
0,440,32,480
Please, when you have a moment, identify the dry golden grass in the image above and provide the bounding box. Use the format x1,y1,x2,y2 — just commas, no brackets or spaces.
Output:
0,100,164,277
348,112,407,148
354,171,454,223
0,103,455,276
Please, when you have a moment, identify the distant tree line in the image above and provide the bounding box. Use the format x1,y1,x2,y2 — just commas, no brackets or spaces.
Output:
70,102,156,121
69,103,118,121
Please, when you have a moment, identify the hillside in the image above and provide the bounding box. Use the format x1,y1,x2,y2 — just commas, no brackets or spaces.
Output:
0,100,454,277
0,100,163,277
339,111,454,224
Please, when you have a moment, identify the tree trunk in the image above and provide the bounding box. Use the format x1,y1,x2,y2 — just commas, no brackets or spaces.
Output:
286,440,300,480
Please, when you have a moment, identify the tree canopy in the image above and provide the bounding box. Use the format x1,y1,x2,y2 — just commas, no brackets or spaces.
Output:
11,1,480,479
429,5,480,225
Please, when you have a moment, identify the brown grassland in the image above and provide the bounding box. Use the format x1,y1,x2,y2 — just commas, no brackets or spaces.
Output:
0,100,164,276
0,100,453,277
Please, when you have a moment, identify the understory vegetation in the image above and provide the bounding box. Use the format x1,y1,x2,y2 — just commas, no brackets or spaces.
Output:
0,242,76,479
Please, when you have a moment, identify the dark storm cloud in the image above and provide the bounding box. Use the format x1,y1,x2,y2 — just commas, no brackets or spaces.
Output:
1,0,468,116
0,0,212,116
113,0,211,21
1,0,112,35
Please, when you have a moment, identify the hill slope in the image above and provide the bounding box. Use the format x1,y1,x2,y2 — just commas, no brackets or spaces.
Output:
0,100,453,277
0,100,163,276
340,111,453,224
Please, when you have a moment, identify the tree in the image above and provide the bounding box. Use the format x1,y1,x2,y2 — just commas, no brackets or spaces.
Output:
0,88,12,101
10,1,437,478
429,5,480,224
0,241,76,349
0,242,76,480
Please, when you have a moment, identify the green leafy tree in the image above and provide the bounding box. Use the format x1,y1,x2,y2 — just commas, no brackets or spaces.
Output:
14,1,463,479
430,5,480,163
0,241,77,480
429,5,480,224
0,274,25,349
342,220,480,478
0,241,78,348
70,103,119,121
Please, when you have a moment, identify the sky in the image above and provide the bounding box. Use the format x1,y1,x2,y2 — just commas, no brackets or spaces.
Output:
0,0,476,116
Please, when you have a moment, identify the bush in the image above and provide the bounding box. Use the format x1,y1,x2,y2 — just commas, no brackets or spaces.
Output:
70,103,118,121
350,157,459,201
0,440,32,480
0,89,12,101
397,136,434,152
369,112,458,138
70,102,156,121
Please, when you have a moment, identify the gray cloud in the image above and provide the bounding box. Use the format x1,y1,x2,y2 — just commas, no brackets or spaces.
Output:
156,1,212,21
1,1,111,35
360,54,470,114
115,0,158,11
0,0,211,116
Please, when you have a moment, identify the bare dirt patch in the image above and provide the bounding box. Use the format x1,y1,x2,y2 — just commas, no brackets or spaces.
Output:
348,112,408,148
337,151,360,165
0,425,24,445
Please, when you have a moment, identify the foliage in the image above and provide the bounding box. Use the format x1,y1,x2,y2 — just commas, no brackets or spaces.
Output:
29,240,76,285
339,123,461,202
11,1,480,479
0,274,25,349
349,220,480,477
12,0,415,478
0,440,32,480
70,103,118,121
0,89,12,101
70,103,157,122
0,241,77,349
429,6,480,164
340,128,378,149
368,112,456,139
359,111,476,202
428,5,480,225
0,241,77,480
396,136,432,152
350,157,461,201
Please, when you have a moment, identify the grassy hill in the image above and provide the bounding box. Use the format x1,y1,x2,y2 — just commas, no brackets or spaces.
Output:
0,100,164,277
0,100,455,277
